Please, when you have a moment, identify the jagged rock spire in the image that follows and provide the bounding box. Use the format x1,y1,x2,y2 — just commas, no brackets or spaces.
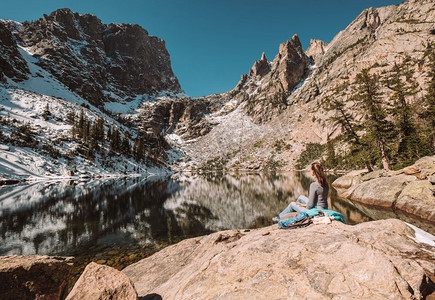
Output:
249,52,271,78
261,52,267,61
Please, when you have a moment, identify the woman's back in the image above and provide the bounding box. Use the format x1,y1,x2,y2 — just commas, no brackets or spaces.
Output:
307,181,329,209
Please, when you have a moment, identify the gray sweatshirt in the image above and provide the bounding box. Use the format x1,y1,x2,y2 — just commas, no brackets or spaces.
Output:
306,180,329,209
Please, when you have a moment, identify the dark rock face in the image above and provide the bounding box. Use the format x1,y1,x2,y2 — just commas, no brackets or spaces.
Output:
0,21,29,83
140,95,229,139
249,52,270,77
0,255,74,300
2,8,181,106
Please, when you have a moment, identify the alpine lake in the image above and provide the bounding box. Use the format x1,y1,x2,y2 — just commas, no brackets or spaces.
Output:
1,171,434,278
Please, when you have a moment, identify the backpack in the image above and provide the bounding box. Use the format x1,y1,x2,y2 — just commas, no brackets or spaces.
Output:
278,212,313,229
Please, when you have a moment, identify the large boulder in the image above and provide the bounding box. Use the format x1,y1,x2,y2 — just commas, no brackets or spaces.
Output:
396,180,435,222
343,174,416,208
0,255,74,300
332,156,435,223
123,219,435,299
331,169,366,189
66,262,137,300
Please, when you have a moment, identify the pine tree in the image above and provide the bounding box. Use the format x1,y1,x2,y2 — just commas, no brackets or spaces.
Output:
86,141,95,160
324,138,337,169
106,125,112,141
95,117,105,142
66,111,75,125
90,117,105,151
77,109,85,139
68,112,77,140
386,62,425,165
322,84,373,171
122,135,130,156
111,128,121,153
322,87,360,144
134,138,145,160
42,103,51,121
353,68,395,171
421,43,435,153
84,119,90,143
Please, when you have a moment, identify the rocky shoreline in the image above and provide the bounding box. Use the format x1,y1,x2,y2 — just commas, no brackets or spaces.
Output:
1,156,435,299
1,218,434,299
332,156,435,227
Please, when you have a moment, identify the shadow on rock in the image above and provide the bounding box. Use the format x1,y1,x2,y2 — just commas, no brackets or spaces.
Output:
139,294,162,300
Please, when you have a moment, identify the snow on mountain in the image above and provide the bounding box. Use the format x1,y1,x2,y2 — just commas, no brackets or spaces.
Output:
0,176,167,255
0,42,172,180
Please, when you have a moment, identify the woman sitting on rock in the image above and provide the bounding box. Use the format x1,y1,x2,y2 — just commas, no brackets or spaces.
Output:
273,162,329,221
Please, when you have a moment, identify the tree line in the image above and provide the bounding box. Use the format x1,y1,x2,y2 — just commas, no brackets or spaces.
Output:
68,110,153,162
299,44,434,171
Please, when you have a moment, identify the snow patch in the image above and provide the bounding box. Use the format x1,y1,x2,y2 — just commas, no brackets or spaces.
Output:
104,94,144,114
406,223,435,247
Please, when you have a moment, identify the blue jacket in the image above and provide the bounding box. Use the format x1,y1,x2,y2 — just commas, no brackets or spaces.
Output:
278,208,346,229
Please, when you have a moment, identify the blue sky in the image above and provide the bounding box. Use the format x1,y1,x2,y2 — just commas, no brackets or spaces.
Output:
1,0,403,97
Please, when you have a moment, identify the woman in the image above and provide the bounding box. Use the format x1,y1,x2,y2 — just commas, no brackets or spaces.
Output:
273,162,329,221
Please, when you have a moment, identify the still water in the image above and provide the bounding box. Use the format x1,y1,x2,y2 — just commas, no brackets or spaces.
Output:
0,172,433,265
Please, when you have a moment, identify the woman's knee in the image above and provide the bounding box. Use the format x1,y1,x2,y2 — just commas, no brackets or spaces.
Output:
290,202,299,211
297,195,308,203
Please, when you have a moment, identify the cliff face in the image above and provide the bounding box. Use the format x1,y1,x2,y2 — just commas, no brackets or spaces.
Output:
159,0,435,170
1,8,181,106
0,9,180,179
0,21,29,83
235,34,311,123
293,0,435,106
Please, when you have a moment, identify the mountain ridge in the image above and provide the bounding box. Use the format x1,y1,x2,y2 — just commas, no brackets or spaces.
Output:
1,0,434,177
1,8,182,107
154,0,435,171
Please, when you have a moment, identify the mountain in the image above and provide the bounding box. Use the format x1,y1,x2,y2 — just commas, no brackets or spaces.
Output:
0,9,183,179
150,0,435,171
1,8,181,107
1,0,434,178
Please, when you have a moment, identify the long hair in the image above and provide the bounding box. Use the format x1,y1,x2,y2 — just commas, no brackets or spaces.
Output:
311,162,328,187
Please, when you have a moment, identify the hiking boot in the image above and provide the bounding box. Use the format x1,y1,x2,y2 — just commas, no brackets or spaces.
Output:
272,216,280,222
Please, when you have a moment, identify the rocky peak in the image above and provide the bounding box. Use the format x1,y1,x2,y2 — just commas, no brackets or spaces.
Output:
0,21,29,83
306,39,327,65
267,34,310,94
232,34,311,123
48,8,82,41
249,51,271,77
261,52,266,60
1,9,182,106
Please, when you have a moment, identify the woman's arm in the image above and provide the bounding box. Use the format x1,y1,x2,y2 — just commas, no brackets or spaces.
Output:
305,183,317,209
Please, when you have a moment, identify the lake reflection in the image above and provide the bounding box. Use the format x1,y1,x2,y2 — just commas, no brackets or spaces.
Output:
0,172,432,259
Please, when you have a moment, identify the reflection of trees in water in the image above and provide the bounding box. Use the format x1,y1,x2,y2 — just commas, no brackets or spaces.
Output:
2,172,432,257
164,172,310,231
0,178,188,256
294,172,375,225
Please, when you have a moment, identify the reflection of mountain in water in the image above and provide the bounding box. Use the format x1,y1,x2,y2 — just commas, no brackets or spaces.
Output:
1,172,432,257
0,177,186,256
164,173,309,231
